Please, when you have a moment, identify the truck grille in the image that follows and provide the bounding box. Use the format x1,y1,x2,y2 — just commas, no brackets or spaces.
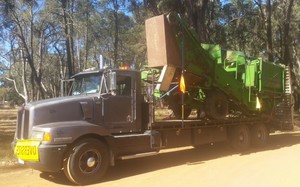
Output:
16,108,22,139
16,108,30,139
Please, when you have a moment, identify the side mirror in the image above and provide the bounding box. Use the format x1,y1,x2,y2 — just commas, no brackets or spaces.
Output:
108,71,116,92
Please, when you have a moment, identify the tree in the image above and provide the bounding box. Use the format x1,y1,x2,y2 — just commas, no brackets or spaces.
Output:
265,0,274,62
282,0,295,67
185,0,209,42
0,0,298,106
255,0,274,62
60,0,75,77
0,0,46,101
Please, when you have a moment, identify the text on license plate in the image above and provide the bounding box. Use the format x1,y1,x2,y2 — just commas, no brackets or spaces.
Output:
14,140,41,162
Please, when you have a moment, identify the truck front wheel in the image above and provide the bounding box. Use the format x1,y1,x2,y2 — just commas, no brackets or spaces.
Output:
63,139,109,185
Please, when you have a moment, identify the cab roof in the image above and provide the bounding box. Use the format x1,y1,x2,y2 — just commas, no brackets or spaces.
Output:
71,68,140,79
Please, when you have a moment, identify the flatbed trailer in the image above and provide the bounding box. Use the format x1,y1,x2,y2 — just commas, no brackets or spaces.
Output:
11,68,292,186
153,110,272,147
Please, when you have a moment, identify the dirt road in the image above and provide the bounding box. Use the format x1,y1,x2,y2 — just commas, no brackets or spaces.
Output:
1,132,300,187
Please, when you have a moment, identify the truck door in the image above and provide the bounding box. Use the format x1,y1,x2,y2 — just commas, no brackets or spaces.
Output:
103,75,137,133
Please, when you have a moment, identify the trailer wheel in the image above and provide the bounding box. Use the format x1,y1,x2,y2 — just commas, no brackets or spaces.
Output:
205,91,228,119
251,124,269,147
63,139,109,185
230,125,250,151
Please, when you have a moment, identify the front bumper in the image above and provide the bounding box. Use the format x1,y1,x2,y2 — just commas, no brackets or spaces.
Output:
12,141,67,172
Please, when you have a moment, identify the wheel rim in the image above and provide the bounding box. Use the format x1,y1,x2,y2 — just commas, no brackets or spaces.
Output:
257,130,262,139
239,132,245,143
239,131,248,145
257,128,265,141
205,91,228,119
79,149,102,174
215,99,224,114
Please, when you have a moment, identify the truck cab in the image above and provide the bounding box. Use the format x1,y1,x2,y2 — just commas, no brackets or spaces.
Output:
12,68,154,185
71,69,144,134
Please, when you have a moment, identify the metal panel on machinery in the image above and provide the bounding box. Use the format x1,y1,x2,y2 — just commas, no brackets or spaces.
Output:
145,15,181,68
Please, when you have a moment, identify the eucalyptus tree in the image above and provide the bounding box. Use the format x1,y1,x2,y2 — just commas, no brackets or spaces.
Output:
0,0,47,101
0,0,298,106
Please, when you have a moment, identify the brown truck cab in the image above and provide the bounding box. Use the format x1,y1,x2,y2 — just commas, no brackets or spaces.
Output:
12,69,156,184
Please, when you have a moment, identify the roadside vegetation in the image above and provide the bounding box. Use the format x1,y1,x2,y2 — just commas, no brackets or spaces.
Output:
0,0,298,107
0,108,17,166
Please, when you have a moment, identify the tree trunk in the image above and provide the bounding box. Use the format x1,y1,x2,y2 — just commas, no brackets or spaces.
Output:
84,3,90,70
62,0,75,77
144,0,160,15
184,0,209,42
21,49,28,103
10,5,46,100
54,44,67,96
9,40,28,103
197,0,209,42
266,0,274,62
16,26,45,100
113,0,119,67
283,0,294,66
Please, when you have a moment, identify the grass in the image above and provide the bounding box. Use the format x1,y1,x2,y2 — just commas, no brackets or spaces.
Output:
0,133,16,164
0,108,17,166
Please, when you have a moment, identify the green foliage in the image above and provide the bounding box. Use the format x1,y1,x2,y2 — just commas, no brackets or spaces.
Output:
6,88,23,106
0,79,24,106
0,0,299,104
0,87,9,101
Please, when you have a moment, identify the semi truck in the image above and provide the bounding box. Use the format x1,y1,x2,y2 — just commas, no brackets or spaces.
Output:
12,14,293,185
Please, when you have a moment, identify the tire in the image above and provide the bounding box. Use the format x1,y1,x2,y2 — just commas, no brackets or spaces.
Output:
171,104,191,119
167,94,191,119
251,124,269,147
63,139,109,185
205,91,228,119
230,125,250,151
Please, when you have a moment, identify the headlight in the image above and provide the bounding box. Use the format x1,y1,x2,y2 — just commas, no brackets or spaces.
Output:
31,131,52,142
31,131,44,140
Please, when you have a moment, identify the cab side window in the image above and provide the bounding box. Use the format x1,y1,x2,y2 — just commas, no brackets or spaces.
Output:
116,76,131,96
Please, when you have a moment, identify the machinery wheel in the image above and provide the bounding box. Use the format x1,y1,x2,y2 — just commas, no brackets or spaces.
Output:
230,125,250,151
251,124,269,147
171,104,191,119
166,93,191,119
205,91,228,119
63,139,109,185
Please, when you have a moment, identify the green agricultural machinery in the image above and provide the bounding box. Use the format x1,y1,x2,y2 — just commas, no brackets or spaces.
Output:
145,13,288,120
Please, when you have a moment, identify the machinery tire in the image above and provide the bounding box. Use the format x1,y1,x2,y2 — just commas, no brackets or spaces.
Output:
251,124,269,147
229,125,250,151
205,91,228,119
63,139,109,185
171,104,191,119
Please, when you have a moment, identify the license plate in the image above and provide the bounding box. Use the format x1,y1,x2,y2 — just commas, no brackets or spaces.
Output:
14,140,41,162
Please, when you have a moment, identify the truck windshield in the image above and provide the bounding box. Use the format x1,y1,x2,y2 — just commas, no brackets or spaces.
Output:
72,74,100,95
